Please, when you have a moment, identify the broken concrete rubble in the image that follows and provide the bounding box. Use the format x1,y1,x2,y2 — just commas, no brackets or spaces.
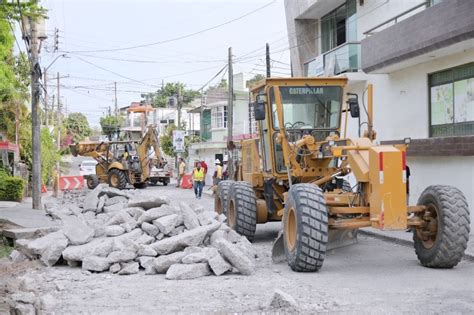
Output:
13,187,257,281
165,263,211,280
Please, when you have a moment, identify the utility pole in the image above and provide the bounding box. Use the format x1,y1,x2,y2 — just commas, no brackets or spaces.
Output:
43,68,48,126
266,43,271,78
53,72,61,197
114,81,118,117
200,89,204,141
227,47,234,179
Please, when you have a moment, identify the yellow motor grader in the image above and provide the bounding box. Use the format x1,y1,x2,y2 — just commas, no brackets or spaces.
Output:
70,126,169,189
214,77,470,272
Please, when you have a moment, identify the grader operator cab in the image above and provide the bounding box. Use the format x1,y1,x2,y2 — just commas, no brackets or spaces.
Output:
214,77,470,272
70,126,169,190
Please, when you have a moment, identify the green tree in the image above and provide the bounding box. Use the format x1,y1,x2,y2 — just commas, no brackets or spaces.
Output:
246,74,266,89
100,115,124,139
144,82,200,108
159,123,199,158
62,112,91,142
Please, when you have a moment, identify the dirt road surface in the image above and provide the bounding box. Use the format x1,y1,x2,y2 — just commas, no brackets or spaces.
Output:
3,184,474,313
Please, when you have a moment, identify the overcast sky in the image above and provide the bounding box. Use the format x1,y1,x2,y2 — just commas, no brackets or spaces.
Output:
24,0,290,126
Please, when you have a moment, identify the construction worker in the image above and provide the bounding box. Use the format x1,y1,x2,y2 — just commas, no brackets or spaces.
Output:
213,159,223,185
192,162,205,199
176,157,186,188
222,155,229,180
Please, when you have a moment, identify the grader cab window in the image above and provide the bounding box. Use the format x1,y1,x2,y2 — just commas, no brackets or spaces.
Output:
272,86,342,131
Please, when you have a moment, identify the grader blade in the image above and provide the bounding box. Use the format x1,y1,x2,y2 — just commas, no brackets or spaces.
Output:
271,229,358,264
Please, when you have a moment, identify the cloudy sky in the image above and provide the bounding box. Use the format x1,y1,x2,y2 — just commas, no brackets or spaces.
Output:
23,0,291,126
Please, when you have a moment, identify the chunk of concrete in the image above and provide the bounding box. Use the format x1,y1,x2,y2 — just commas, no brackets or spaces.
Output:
138,256,154,269
10,292,37,304
63,218,95,245
236,236,257,259
82,256,111,272
141,222,159,237
109,263,121,273
180,202,199,230
103,202,127,213
136,234,155,245
99,186,132,199
128,195,169,210
62,237,114,262
126,207,145,221
97,195,107,212
107,250,137,264
268,289,300,312
23,231,69,266
120,221,137,233
197,211,218,226
181,252,208,264
169,225,185,237
105,196,128,207
137,205,176,224
39,293,57,312
214,238,255,275
165,263,211,280
153,251,186,273
153,214,178,235
105,225,125,237
83,185,104,211
106,210,134,226
9,250,28,263
208,253,232,276
144,265,157,275
118,262,139,275
137,245,157,257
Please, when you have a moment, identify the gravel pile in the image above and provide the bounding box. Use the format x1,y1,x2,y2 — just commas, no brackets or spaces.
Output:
13,185,256,280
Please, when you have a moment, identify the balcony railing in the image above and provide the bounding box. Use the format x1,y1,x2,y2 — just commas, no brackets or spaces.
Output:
305,42,361,76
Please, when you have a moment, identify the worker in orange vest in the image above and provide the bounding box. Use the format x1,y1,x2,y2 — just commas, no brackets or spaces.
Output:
192,162,205,199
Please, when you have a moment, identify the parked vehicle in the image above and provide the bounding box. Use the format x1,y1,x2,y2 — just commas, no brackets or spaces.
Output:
79,160,98,176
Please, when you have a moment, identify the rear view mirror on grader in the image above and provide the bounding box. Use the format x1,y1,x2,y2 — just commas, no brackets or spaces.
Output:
214,77,470,272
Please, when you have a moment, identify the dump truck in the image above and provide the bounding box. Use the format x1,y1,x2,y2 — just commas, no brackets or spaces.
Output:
214,77,470,272
70,125,169,189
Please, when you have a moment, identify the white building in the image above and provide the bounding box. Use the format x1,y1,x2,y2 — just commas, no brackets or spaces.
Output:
284,0,474,224
188,73,257,184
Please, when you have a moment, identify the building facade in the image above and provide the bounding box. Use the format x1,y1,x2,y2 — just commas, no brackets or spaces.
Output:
284,0,474,224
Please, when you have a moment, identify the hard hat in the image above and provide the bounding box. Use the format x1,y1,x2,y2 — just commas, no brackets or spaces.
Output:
223,155,228,162
214,159,221,164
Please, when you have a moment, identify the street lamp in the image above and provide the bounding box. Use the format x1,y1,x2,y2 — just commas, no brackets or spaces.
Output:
21,15,48,209
43,53,67,126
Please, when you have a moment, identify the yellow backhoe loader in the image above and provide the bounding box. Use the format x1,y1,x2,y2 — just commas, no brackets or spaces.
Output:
70,125,169,189
214,77,470,272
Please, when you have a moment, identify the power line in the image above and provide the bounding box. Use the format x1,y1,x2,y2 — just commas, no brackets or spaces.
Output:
63,0,277,54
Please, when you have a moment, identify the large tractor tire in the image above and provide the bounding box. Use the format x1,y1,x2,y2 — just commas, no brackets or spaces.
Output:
86,175,99,190
414,185,470,268
108,169,128,190
214,180,234,215
226,182,257,242
283,184,328,272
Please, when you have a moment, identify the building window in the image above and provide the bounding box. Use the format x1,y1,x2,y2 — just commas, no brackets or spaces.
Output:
211,106,227,129
429,62,474,137
321,0,357,53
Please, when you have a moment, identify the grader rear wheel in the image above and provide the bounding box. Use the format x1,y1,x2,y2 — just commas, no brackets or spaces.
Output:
414,185,470,268
108,169,127,190
226,182,257,242
283,184,328,272
214,180,234,215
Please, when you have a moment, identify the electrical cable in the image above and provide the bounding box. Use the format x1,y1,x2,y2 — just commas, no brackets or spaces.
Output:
63,0,277,53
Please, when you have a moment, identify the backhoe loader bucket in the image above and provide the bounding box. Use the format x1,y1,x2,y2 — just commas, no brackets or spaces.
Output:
271,229,359,263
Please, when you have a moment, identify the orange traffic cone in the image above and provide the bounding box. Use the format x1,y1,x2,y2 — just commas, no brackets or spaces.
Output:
41,183,47,193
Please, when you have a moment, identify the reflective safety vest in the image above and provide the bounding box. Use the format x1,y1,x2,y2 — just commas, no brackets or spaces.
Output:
193,168,205,181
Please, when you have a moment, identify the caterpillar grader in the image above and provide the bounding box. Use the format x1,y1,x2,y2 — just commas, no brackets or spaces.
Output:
214,77,470,272
70,125,169,189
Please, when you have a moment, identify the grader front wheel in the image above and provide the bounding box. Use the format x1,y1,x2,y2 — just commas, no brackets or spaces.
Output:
214,180,234,215
414,185,470,268
283,184,328,272
108,169,127,190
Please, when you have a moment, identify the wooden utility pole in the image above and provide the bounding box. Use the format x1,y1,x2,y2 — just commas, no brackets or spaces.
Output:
53,72,61,197
266,43,271,78
227,47,234,179
30,20,42,209
200,89,204,141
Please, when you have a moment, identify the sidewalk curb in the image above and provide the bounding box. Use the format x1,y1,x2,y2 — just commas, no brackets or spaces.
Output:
359,230,474,262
